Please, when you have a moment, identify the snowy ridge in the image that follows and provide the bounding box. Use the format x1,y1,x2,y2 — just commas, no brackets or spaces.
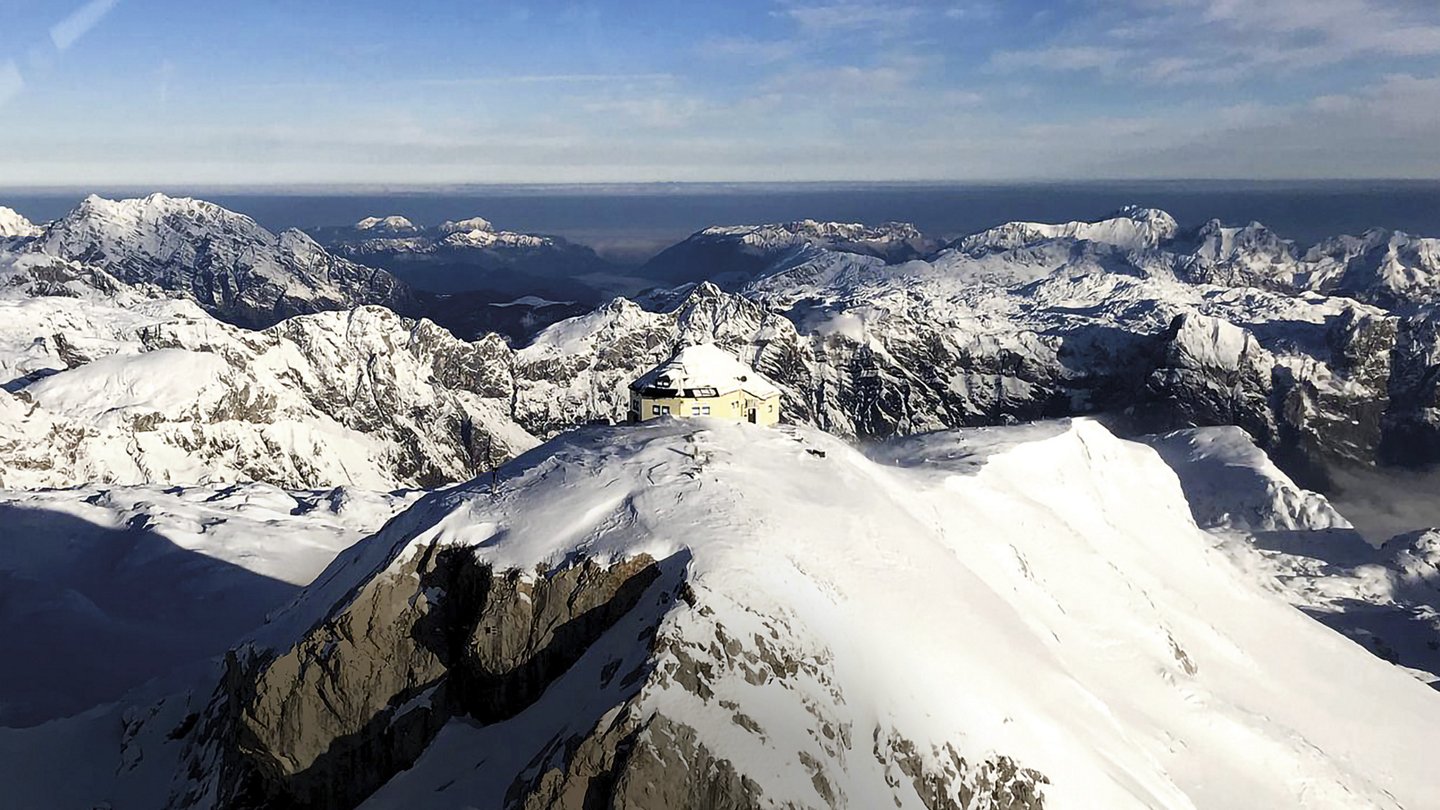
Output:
0,287,536,489
32,194,416,328
0,206,40,239
439,228,550,249
8,194,1440,485
438,216,493,234
1146,426,1348,532
332,214,557,254
700,219,927,252
96,419,1438,809
1180,220,1300,287
1149,425,1440,688
312,212,603,305
1302,228,1440,309
356,215,419,235
956,206,1180,254
640,218,935,289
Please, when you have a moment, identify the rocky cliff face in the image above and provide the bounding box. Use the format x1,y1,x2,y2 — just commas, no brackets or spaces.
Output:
184,550,666,810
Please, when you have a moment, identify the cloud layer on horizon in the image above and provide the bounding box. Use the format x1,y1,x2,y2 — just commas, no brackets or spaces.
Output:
0,0,1437,184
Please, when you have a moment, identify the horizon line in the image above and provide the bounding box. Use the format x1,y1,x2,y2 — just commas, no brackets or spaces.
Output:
3,178,1438,195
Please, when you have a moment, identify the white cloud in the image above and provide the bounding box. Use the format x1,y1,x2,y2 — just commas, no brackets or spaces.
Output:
944,3,999,21
989,46,1125,73
777,1,921,34
988,0,1440,85
764,63,915,96
697,36,797,64
413,73,676,87
579,96,707,129
50,0,120,52
1196,0,1440,60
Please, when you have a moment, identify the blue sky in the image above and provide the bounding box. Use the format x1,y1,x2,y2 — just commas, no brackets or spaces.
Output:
1,0,1438,184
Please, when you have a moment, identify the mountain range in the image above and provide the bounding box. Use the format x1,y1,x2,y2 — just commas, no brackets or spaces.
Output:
8,194,1440,497
3,193,1440,809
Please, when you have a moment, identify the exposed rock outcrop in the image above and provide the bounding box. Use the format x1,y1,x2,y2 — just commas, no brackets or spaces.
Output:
185,551,665,810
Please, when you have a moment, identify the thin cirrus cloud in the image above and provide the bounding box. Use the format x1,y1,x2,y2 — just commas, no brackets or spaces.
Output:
0,0,1438,183
776,1,922,33
0,0,121,112
50,0,121,52
988,46,1125,74
1001,0,1440,84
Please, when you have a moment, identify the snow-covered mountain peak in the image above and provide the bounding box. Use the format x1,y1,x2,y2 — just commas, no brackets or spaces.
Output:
355,214,419,234
439,228,550,249
0,206,40,239
29,194,416,328
1178,219,1300,287
37,192,278,278
438,216,494,234
699,218,925,251
640,218,933,290
1113,203,1179,228
1299,227,1440,309
70,192,220,222
147,417,1440,809
958,206,1180,255
45,192,270,253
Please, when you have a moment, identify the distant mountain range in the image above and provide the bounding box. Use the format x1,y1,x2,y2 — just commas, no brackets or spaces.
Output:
5,194,1440,494
308,213,615,303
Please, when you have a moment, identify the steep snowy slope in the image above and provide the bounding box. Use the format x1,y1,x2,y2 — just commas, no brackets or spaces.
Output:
50,418,1415,810
34,194,418,328
1148,426,1440,686
1296,229,1440,310
0,207,40,240
0,274,536,489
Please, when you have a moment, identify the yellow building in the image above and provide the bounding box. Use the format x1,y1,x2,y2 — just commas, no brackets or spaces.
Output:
628,343,782,426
